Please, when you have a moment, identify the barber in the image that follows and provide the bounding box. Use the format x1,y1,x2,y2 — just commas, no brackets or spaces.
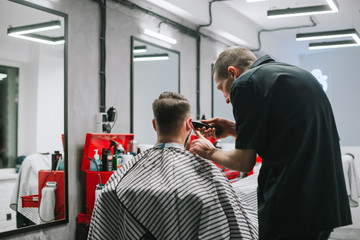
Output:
190,46,351,240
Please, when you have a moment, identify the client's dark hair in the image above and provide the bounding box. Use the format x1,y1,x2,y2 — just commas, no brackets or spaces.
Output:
152,92,191,135
213,46,257,79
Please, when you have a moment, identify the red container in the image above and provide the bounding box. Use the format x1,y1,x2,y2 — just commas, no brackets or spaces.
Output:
86,171,114,212
77,213,92,224
81,133,134,172
21,195,39,208
248,156,262,176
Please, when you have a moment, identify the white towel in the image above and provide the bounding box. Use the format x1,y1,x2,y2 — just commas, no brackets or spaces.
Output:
9,153,51,224
39,186,56,222
342,154,360,207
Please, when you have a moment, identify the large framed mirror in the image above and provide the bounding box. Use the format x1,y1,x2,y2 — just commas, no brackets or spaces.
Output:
0,0,68,237
131,36,180,145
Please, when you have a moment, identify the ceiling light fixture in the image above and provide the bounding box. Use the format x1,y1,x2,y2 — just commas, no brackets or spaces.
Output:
309,40,359,50
133,53,169,62
7,20,65,45
143,29,177,44
8,20,61,35
296,28,360,42
133,45,147,53
10,33,65,45
246,0,267,2
296,28,360,50
267,0,339,18
0,73,7,81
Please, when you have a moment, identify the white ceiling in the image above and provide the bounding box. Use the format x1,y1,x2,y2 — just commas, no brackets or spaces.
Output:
144,0,360,55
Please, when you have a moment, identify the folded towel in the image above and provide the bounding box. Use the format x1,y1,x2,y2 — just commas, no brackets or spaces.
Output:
39,186,56,222
342,153,360,207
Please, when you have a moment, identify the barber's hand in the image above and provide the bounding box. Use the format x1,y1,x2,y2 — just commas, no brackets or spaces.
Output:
189,128,217,159
200,117,236,139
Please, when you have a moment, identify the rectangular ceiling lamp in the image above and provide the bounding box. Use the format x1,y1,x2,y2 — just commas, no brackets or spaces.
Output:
247,0,267,2
296,28,360,50
9,33,65,45
133,53,169,62
0,73,7,81
296,29,360,42
133,45,147,53
267,0,338,18
309,40,359,50
7,20,61,36
143,29,177,44
7,20,64,45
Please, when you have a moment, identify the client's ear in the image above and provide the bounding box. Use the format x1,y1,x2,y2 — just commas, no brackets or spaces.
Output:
152,119,157,132
185,118,192,131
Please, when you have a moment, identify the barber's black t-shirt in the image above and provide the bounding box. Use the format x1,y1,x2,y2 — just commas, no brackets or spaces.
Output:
230,55,352,239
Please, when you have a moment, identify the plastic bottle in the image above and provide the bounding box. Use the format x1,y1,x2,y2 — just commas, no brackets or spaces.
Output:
90,157,97,171
122,152,133,165
130,139,138,155
117,144,125,169
93,149,101,171
51,151,62,170
101,148,113,171
56,157,64,170
112,144,118,171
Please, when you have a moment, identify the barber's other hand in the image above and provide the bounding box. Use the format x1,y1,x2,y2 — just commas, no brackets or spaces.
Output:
200,117,236,139
189,129,217,159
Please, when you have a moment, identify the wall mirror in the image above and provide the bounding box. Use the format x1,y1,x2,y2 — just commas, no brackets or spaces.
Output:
131,36,180,145
0,0,68,237
211,64,235,145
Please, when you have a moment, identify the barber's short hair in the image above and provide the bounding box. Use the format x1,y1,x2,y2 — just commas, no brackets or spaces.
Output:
213,46,257,79
152,92,191,135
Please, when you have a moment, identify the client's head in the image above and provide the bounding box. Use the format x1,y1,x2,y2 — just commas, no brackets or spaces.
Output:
152,92,192,145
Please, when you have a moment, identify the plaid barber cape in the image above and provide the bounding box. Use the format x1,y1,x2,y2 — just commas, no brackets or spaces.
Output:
88,143,258,240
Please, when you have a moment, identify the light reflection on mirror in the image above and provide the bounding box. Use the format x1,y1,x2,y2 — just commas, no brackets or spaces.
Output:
0,0,66,235
131,37,180,145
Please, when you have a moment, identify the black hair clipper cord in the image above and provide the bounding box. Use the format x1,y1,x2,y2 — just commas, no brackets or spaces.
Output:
192,121,222,137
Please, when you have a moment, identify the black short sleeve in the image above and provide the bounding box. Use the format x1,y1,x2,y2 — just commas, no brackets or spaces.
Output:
231,79,266,151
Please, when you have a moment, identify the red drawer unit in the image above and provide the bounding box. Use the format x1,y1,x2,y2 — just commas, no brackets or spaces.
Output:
21,195,39,208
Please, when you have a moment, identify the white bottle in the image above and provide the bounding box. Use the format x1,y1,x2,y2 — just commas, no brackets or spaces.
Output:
94,149,101,171
122,152,133,165
116,144,125,169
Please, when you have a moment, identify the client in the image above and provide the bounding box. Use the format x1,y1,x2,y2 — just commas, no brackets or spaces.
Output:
88,92,258,240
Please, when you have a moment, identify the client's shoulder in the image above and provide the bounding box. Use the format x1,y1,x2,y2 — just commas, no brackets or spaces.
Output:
171,148,222,172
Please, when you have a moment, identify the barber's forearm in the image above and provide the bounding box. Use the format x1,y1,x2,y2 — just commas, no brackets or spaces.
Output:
208,149,255,172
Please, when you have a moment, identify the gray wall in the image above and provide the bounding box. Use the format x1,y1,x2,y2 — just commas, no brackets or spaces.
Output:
300,47,360,146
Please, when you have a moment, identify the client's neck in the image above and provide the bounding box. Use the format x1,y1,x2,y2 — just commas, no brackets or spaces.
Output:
157,134,185,146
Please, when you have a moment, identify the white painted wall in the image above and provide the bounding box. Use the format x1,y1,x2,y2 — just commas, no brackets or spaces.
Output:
36,45,64,154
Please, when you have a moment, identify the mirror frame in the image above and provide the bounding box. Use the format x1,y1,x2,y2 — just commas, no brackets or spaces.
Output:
211,63,214,118
0,0,68,237
130,36,180,133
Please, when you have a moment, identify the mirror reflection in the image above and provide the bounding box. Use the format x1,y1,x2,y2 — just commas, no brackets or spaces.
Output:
211,65,235,145
0,0,66,234
131,37,180,145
